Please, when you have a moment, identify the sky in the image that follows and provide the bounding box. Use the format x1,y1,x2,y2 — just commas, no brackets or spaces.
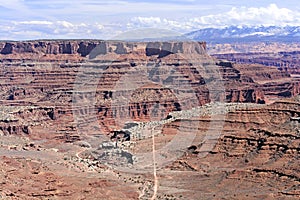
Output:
0,0,300,40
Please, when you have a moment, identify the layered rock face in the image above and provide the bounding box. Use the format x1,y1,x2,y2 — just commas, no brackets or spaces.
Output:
0,40,298,135
233,63,300,101
0,40,210,137
213,51,300,75
0,40,206,57
160,98,300,199
216,61,300,103
0,40,299,199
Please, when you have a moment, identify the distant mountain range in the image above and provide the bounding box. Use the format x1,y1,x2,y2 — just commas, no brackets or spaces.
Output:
185,26,300,43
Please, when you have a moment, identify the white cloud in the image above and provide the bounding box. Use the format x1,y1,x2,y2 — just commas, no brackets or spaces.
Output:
0,20,107,40
2,3,300,40
128,17,191,31
198,4,299,27
16,21,54,25
127,4,300,32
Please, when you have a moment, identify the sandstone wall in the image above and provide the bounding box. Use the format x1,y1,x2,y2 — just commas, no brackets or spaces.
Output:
0,41,207,58
0,40,298,136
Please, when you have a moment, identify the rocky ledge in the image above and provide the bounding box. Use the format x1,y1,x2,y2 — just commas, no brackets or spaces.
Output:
0,40,207,57
0,40,299,199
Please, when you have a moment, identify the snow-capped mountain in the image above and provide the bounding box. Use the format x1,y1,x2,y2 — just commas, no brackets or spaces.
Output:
185,26,300,43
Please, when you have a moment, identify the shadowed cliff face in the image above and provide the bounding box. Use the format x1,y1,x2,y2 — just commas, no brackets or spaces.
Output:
0,40,210,135
213,51,300,75
145,41,206,58
0,40,299,199
0,40,298,135
0,41,207,58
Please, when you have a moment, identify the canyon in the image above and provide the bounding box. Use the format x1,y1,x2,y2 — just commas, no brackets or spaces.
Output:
0,40,299,199
210,42,300,75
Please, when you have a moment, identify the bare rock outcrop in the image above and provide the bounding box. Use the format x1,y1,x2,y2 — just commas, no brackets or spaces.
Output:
146,41,206,57
0,40,299,199
0,40,207,58
0,40,298,136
